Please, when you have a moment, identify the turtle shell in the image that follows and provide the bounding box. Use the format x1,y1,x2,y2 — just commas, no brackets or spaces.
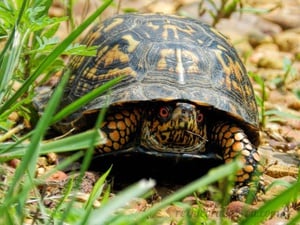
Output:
49,13,259,143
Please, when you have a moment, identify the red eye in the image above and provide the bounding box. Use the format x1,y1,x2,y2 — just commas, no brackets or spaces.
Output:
197,112,204,122
159,106,169,118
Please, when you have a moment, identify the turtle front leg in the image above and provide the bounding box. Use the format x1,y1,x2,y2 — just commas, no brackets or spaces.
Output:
210,122,263,197
95,108,141,154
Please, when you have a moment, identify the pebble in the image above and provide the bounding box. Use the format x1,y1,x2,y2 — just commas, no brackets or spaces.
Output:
226,201,257,221
9,158,21,168
274,29,300,54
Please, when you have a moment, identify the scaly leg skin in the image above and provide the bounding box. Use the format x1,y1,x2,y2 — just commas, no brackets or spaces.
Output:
95,108,141,154
211,121,264,201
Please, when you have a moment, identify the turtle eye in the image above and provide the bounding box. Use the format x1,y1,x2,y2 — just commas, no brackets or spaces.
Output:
159,106,170,119
196,111,204,123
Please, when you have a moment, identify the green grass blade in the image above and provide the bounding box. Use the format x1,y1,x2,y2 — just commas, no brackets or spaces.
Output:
0,0,113,115
0,0,27,63
0,129,106,161
0,29,22,103
79,167,112,224
0,0,28,103
84,167,112,210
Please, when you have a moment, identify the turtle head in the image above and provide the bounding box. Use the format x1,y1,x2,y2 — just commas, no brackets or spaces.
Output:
141,101,207,153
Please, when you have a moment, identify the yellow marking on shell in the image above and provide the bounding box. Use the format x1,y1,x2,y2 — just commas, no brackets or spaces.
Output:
105,67,137,79
103,18,124,33
78,81,89,93
175,49,185,84
97,45,109,58
197,39,204,45
210,27,230,43
162,24,179,40
86,30,102,46
104,45,130,67
156,48,200,78
147,22,160,31
122,34,140,52
162,23,196,40
184,25,197,35
215,49,245,98
85,67,136,82
216,44,227,52
157,49,174,70
182,50,200,73
215,50,230,75
85,67,98,80
70,54,86,70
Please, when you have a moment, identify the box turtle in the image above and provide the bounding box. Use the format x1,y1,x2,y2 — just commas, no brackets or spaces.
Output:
35,13,262,189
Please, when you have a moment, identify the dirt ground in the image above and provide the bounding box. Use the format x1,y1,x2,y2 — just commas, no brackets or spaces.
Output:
29,0,300,223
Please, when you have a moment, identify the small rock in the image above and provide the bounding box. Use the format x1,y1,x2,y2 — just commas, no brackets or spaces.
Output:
47,171,68,181
9,159,21,168
8,112,19,123
165,205,184,220
78,171,99,193
127,198,148,212
182,196,198,205
288,100,300,111
47,152,58,165
226,201,257,222
266,164,299,178
36,167,46,177
262,0,300,29
76,192,101,208
248,32,273,48
251,48,294,69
